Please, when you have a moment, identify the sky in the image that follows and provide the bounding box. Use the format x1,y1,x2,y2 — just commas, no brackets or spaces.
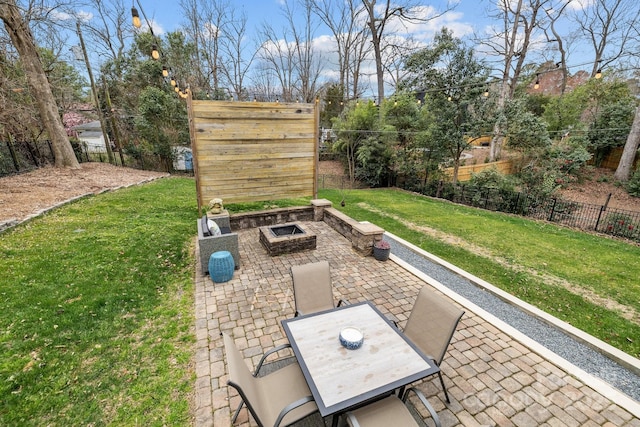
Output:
135,0,597,67
142,0,478,44
128,0,487,96
65,0,599,98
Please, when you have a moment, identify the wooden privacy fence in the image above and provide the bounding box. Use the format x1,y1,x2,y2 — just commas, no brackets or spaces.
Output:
595,146,639,170
187,99,319,210
443,159,515,182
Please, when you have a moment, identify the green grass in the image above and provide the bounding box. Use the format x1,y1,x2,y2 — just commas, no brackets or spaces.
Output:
0,177,197,426
2,179,638,425
319,188,640,358
224,197,312,214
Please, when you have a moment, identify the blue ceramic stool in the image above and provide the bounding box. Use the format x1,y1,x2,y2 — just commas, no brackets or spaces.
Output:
208,250,235,283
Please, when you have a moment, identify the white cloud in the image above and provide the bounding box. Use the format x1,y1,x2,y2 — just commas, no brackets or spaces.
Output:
137,18,165,35
49,9,93,22
377,6,474,43
566,0,595,11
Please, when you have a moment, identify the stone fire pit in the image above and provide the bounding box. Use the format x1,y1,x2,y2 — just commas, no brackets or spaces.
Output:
259,222,317,256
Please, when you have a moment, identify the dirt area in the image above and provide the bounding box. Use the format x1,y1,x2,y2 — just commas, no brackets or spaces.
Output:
0,163,167,224
0,158,638,226
556,168,640,211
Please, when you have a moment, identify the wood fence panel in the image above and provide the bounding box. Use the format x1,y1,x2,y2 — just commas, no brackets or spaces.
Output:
189,100,318,208
443,160,515,182
597,147,638,170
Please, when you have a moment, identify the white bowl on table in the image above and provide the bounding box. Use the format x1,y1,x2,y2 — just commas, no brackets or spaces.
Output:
339,327,364,350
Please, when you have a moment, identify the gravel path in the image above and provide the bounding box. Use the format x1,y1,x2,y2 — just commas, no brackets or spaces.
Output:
386,235,640,402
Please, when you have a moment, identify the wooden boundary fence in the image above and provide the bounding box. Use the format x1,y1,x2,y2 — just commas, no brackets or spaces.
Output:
443,159,515,182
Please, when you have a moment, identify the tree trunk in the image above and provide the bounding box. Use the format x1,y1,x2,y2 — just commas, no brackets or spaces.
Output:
614,106,640,181
0,0,80,168
363,0,385,104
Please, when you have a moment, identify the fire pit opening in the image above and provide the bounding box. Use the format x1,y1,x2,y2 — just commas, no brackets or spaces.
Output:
270,224,305,236
259,222,317,256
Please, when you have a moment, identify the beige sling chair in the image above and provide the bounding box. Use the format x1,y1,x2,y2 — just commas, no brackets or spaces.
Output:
223,333,318,427
345,387,441,427
401,286,465,404
290,260,347,317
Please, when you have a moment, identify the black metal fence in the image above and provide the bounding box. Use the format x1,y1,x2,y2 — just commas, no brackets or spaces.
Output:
317,174,366,191
0,140,57,176
0,140,187,176
424,182,640,243
318,174,640,242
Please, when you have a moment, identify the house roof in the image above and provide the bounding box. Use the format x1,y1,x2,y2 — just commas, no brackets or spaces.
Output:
73,121,102,131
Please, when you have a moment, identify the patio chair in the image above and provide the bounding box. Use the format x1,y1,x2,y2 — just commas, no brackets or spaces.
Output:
345,387,441,427
223,333,318,427
402,286,464,404
290,260,347,317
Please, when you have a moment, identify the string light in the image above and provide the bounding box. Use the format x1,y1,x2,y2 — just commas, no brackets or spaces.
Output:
162,66,169,77
131,7,141,28
534,74,540,90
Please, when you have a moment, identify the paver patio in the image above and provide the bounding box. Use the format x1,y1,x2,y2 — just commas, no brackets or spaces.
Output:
193,220,640,427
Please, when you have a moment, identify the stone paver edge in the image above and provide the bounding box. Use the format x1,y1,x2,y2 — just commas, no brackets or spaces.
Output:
385,231,640,419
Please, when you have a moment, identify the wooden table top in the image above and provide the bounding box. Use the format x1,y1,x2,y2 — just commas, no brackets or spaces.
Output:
282,301,439,417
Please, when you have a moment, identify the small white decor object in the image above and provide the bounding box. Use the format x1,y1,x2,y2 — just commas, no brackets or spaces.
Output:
339,327,364,350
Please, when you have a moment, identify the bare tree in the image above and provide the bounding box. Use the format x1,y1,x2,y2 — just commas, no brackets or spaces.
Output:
571,0,640,78
361,0,452,104
287,0,323,102
83,0,129,63
218,8,255,100
258,24,297,101
258,0,323,102
310,0,368,100
480,0,550,161
542,1,573,94
180,0,227,96
0,0,79,168
383,36,421,91
179,0,257,100
249,62,280,101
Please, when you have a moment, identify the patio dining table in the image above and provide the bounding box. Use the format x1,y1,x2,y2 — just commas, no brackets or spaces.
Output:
281,301,440,426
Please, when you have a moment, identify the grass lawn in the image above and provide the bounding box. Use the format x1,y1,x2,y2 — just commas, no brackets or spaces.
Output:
2,178,638,425
0,177,197,426
318,188,640,358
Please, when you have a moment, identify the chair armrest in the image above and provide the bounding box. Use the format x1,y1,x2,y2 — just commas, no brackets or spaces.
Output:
346,412,362,427
273,395,316,427
403,387,441,427
254,343,292,376
386,313,399,328
336,299,349,307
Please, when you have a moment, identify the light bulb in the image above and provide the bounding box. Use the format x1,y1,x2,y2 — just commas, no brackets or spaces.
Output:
131,7,141,29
